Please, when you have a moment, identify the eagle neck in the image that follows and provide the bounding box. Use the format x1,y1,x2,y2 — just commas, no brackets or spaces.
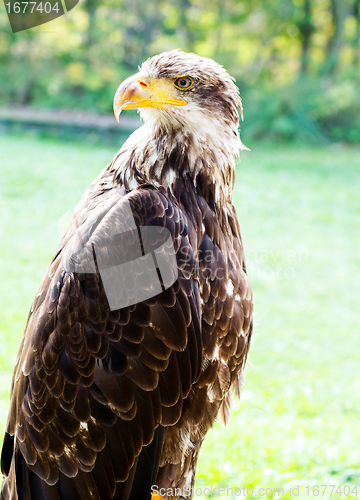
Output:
112,120,242,207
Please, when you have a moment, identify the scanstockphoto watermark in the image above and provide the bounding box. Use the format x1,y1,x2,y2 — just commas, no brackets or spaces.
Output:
246,248,309,282
57,201,309,312
151,484,360,498
3,0,79,33
151,485,287,498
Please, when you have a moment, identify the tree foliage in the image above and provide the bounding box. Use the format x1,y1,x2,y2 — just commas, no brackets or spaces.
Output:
0,0,359,142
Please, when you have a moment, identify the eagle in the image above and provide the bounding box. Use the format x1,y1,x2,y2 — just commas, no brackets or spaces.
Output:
1,50,253,500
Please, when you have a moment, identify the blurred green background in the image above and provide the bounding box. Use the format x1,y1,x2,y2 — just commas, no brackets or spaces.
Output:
0,1,360,499
0,0,360,143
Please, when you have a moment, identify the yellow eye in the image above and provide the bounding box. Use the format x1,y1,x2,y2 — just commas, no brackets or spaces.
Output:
174,76,193,90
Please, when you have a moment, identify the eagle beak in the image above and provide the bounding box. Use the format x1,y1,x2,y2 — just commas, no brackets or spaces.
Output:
113,73,187,122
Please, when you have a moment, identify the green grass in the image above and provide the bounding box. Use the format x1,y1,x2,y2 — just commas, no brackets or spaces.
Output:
1,133,359,499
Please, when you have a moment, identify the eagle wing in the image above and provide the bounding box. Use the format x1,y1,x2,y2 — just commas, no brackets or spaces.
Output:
1,174,252,500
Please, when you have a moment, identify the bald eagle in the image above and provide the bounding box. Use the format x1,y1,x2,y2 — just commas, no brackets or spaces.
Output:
1,51,253,500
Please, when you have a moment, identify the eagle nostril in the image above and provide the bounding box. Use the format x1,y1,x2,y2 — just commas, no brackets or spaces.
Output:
139,81,148,88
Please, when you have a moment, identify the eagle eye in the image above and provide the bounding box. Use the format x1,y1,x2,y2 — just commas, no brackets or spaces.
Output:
174,76,193,90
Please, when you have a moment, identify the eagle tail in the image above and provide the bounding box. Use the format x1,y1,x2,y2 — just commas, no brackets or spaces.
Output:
126,425,166,500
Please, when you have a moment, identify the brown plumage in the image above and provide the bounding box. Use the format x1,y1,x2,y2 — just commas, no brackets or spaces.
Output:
1,50,253,500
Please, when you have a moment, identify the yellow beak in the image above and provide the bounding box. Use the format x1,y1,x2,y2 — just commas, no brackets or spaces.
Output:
113,73,187,122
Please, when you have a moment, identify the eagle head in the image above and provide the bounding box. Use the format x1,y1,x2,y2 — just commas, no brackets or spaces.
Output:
112,51,248,202
113,50,243,134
